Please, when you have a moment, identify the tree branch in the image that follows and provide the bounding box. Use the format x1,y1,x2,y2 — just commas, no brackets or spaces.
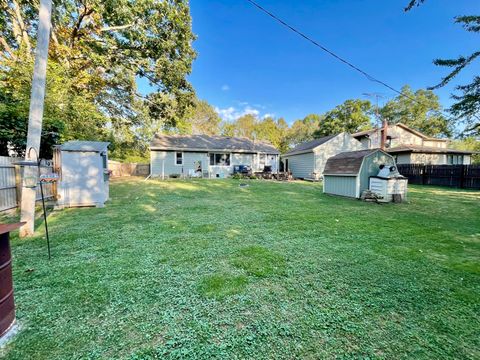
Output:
404,0,426,12
429,51,480,90
11,0,31,55
0,35,16,59
71,4,95,47
100,24,134,32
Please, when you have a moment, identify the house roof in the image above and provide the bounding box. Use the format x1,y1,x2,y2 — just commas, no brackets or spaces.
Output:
352,123,447,142
351,128,376,138
150,134,280,154
386,145,474,155
57,141,109,152
323,149,382,175
283,134,337,156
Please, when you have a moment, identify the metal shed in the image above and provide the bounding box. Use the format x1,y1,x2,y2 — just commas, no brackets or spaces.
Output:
53,141,110,208
323,149,396,198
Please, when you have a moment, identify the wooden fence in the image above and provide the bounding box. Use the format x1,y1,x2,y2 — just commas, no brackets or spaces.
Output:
108,161,150,177
397,164,480,190
0,156,55,212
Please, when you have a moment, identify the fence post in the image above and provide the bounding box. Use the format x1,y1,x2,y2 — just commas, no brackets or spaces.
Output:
14,164,22,206
422,165,426,185
460,165,465,189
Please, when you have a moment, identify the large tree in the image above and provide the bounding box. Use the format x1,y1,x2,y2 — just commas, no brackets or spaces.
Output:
0,0,196,157
186,99,221,136
405,1,480,135
255,116,289,152
287,114,322,147
314,99,372,137
380,85,452,137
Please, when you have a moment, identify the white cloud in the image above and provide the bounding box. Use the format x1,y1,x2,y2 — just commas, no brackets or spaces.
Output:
262,113,275,119
214,105,265,122
221,84,230,91
214,106,237,122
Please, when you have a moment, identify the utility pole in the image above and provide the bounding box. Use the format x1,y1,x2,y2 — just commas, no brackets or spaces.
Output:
20,0,53,237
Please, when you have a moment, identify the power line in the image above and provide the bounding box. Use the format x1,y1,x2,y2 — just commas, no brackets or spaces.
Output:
245,0,472,124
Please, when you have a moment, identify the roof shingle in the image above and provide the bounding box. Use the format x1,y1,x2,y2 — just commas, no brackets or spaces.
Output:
323,149,379,175
150,134,279,154
386,145,474,155
283,135,337,156
58,141,109,152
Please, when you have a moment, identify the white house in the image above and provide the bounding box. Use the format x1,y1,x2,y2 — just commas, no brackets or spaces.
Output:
281,132,363,180
149,134,280,178
352,123,474,165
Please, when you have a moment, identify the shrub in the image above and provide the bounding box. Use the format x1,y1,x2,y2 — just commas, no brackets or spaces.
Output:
231,173,244,180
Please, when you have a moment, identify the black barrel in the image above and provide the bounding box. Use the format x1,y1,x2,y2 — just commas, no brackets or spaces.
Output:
0,223,23,337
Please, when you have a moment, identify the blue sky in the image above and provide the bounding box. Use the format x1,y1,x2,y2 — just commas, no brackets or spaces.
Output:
147,0,479,124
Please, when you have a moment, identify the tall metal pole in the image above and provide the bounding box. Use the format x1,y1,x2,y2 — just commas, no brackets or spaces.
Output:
20,0,53,237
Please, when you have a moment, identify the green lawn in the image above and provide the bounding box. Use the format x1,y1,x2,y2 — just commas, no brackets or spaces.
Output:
1,178,479,359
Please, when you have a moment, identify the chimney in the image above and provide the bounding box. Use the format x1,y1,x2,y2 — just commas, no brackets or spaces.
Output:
380,120,388,150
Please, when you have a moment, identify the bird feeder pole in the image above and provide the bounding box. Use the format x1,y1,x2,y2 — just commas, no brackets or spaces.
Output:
20,0,53,237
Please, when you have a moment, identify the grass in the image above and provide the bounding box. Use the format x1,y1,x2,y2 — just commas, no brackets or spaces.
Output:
1,178,479,359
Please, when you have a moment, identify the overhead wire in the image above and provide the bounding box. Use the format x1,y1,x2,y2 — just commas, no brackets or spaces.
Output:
245,0,477,125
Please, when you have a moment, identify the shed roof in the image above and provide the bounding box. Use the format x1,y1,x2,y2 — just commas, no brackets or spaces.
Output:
323,149,381,175
58,141,109,152
283,134,337,156
150,134,279,154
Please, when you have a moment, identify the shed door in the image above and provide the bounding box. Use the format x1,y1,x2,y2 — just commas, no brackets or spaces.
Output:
62,151,105,206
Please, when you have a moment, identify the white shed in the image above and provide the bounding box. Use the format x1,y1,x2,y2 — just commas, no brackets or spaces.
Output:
53,141,110,208
281,133,363,180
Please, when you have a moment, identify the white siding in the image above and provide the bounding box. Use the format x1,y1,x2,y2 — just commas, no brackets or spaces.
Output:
151,150,278,178
410,153,447,165
151,151,207,177
314,133,363,177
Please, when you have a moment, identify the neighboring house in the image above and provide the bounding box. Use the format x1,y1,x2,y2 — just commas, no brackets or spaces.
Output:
352,123,473,165
150,134,280,178
281,133,363,180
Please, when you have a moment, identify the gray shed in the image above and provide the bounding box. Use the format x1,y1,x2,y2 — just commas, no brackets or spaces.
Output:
53,141,110,208
323,149,396,198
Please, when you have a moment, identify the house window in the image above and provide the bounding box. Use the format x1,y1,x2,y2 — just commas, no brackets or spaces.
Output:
101,152,107,168
447,154,463,165
209,153,230,166
175,152,183,165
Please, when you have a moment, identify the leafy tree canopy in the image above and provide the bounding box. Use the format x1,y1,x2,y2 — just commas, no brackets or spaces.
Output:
380,85,453,137
288,114,322,147
405,1,480,135
186,99,222,136
0,0,196,157
314,99,372,137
